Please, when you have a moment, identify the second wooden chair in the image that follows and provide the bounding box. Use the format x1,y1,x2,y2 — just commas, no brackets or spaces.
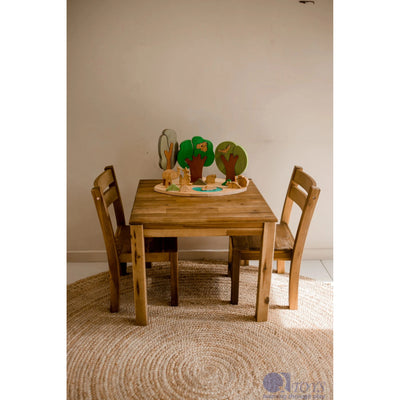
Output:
229,166,320,310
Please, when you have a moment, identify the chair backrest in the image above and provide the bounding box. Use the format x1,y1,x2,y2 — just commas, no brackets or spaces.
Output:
91,166,125,266
280,166,320,261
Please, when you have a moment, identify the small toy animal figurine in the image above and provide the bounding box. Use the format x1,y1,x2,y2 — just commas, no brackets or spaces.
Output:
202,184,217,191
162,168,181,187
179,167,191,186
227,181,241,189
205,174,216,184
237,175,249,188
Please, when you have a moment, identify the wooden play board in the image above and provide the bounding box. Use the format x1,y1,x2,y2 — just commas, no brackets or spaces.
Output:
154,178,248,197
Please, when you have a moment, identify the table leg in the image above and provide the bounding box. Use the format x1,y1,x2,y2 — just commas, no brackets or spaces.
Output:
255,222,276,322
130,224,148,325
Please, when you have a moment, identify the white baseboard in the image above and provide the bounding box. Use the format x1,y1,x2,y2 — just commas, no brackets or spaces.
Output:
67,248,333,263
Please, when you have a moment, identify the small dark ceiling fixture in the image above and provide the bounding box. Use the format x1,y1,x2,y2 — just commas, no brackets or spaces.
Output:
299,0,315,4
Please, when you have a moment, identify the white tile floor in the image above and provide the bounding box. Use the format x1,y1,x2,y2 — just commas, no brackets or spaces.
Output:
67,259,333,285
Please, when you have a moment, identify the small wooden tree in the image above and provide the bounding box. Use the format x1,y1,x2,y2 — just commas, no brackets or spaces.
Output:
177,136,215,183
158,129,178,170
215,141,247,182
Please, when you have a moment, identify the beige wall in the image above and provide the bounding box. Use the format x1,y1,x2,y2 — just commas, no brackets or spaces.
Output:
67,0,333,260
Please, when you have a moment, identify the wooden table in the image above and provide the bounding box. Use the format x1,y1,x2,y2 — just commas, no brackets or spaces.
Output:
129,179,277,325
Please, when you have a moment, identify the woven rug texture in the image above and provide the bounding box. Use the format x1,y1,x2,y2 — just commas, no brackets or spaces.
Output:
67,261,333,400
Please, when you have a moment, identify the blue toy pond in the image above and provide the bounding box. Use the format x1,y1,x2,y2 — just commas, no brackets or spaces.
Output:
192,187,223,193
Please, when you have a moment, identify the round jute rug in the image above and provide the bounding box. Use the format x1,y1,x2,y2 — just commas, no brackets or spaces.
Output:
67,261,333,400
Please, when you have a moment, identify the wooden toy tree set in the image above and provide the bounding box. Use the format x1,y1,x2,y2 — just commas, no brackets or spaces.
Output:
155,129,249,197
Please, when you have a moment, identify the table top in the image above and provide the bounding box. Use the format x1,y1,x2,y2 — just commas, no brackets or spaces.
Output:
129,179,277,231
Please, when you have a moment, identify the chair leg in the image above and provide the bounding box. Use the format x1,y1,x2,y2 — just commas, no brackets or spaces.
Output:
227,237,233,276
109,261,120,313
288,259,301,310
276,259,285,274
170,252,179,306
120,262,128,276
230,249,241,305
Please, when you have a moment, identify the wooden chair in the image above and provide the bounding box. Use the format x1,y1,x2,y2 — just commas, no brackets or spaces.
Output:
230,166,320,309
91,165,178,313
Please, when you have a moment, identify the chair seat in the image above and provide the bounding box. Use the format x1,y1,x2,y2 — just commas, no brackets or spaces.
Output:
116,225,178,256
231,223,294,260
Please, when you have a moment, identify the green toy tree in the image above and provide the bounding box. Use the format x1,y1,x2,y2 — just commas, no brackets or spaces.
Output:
215,141,248,181
177,136,215,183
